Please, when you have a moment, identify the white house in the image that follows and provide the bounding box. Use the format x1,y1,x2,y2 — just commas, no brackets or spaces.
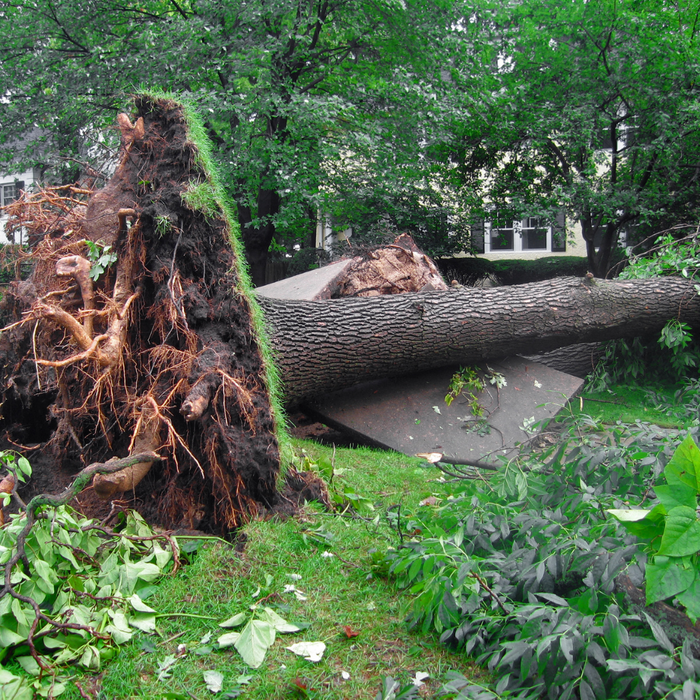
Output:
0,167,38,245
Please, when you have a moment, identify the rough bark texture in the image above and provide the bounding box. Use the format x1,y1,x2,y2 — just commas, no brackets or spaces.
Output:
0,97,282,535
260,275,700,400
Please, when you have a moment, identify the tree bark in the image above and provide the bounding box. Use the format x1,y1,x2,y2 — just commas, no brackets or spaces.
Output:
260,275,700,400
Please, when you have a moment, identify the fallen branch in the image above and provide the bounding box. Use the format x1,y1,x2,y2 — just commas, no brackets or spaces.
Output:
2,451,161,669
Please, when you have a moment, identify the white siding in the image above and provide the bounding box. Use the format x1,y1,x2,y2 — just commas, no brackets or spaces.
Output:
0,169,36,245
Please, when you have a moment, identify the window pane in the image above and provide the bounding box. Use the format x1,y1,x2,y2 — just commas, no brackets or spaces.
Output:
2,184,15,206
522,226,547,249
490,227,513,250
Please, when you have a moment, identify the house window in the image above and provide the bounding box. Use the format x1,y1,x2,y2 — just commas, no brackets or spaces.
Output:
522,217,547,250
0,183,16,207
484,214,566,254
489,214,515,251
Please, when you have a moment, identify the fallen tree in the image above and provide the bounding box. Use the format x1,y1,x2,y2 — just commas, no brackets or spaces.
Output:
260,274,700,399
0,96,698,533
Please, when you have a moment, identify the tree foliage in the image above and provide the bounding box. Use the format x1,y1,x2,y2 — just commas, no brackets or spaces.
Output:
0,0,473,282
385,424,700,699
2,0,699,280
464,0,700,276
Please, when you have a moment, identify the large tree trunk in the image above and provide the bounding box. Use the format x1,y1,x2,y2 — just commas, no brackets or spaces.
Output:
260,275,700,400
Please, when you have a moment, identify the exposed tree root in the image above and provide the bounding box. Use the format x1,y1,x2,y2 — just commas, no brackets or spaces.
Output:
0,97,282,535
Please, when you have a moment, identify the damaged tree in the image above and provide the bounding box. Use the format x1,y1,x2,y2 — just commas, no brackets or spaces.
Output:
0,96,284,535
1,97,700,534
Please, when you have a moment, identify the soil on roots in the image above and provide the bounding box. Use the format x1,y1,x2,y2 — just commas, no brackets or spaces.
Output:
0,96,281,535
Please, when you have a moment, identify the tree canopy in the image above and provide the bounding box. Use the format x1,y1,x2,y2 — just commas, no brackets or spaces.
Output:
464,0,700,276
2,0,700,279
1,0,472,282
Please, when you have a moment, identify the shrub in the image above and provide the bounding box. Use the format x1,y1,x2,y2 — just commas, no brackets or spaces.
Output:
436,256,588,287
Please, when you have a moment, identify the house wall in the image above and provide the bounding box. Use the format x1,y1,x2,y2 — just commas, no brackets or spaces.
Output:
0,168,37,245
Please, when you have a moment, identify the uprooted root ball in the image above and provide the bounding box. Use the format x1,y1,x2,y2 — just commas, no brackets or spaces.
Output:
0,96,281,535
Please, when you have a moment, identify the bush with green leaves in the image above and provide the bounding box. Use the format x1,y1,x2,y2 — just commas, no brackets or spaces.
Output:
384,423,700,699
590,231,700,389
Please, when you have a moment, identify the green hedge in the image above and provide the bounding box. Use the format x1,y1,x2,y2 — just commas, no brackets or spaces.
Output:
437,255,589,286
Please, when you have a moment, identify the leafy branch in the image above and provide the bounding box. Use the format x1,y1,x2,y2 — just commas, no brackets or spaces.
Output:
386,423,700,699
0,450,184,688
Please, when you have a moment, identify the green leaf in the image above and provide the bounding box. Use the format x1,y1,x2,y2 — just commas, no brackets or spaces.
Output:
285,641,326,662
646,556,696,604
579,679,595,700
124,562,162,592
33,559,58,587
219,612,248,628
535,592,569,607
129,593,157,614
602,614,624,654
16,656,41,676
217,631,241,648
675,577,700,623
106,611,134,645
606,659,658,686
655,483,697,511
156,654,178,682
0,669,32,700
79,645,101,670
258,607,301,634
234,619,276,668
16,456,31,478
657,506,700,556
129,612,157,634
608,505,665,539
642,612,674,652
665,435,700,492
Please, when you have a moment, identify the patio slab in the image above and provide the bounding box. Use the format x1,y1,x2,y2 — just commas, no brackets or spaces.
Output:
303,356,583,464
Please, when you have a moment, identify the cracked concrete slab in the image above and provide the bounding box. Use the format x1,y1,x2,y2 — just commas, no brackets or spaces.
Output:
303,356,583,464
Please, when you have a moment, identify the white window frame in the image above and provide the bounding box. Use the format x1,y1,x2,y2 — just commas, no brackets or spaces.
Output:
0,182,16,208
484,216,553,254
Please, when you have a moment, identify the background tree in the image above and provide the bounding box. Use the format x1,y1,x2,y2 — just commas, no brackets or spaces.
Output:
0,0,480,283
443,0,700,277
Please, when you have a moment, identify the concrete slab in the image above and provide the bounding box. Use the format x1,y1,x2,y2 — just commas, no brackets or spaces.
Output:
256,259,353,300
303,356,583,465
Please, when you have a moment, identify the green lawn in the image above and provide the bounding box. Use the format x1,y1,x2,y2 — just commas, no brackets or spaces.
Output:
569,381,698,429
57,443,486,699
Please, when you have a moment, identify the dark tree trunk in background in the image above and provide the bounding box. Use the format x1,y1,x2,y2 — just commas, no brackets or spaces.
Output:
238,187,281,287
260,275,700,400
